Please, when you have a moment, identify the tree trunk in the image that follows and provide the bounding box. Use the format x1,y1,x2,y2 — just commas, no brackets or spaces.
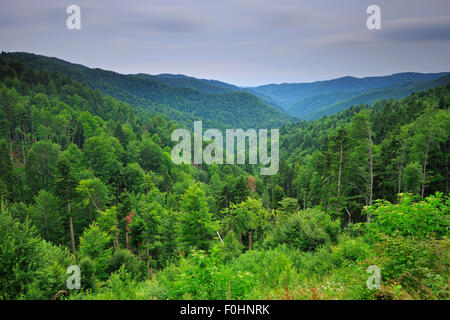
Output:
397,137,407,195
367,122,374,223
146,241,153,280
248,230,253,251
368,126,374,207
125,232,130,251
336,141,343,214
114,219,119,249
421,141,430,199
445,142,449,194
8,131,13,161
21,135,26,166
69,200,77,261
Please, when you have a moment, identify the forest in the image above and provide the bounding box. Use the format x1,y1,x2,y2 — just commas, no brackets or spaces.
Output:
0,55,448,300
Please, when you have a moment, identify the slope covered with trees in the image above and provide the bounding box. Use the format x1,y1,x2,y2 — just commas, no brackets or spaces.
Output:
133,73,240,94
0,56,448,300
249,72,450,119
1,52,292,130
289,75,450,120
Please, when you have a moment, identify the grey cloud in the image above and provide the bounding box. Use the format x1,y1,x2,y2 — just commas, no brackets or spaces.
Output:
0,0,449,86
382,16,450,43
311,15,450,48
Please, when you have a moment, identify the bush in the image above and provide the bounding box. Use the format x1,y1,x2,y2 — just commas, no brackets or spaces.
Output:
265,208,340,251
373,233,449,299
158,250,254,300
363,192,449,240
79,256,97,290
0,210,73,299
108,249,147,280
229,246,299,296
69,266,168,300
78,222,113,281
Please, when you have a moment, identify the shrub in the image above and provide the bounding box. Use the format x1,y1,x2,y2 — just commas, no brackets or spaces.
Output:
265,208,340,251
108,249,147,280
363,192,449,240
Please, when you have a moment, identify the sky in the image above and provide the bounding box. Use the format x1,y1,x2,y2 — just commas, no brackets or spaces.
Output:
0,0,449,86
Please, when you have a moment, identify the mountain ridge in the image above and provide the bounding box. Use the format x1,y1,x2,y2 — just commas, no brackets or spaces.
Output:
3,51,449,124
1,52,291,129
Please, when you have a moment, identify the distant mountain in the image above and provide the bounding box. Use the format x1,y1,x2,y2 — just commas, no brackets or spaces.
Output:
289,75,450,120
2,52,292,129
132,73,240,94
6,52,448,124
249,72,450,119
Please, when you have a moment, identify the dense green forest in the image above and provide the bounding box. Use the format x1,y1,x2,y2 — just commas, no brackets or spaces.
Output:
287,75,450,120
2,52,292,130
0,56,448,300
250,72,450,119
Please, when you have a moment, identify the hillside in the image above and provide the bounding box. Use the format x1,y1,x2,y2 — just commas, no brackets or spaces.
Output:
291,74,450,120
133,73,240,94
1,52,292,129
0,55,448,301
249,72,450,119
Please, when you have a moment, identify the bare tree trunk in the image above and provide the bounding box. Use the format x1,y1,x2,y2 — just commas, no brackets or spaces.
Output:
8,131,13,161
397,162,403,195
146,240,153,280
114,219,119,249
21,135,26,165
397,136,407,195
367,122,374,223
68,201,77,261
368,127,374,206
248,230,253,251
445,143,449,194
336,141,343,214
421,140,430,199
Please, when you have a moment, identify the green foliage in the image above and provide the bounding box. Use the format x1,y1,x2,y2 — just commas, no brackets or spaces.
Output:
78,222,113,281
83,134,123,186
372,234,449,299
0,55,449,300
4,52,292,130
265,208,340,251
108,249,146,280
177,184,217,252
30,190,65,244
25,140,60,197
159,250,253,300
0,140,20,202
363,193,449,240
0,207,73,299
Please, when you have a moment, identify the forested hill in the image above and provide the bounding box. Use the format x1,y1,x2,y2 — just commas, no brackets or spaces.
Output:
288,75,450,120
1,52,292,129
276,83,449,214
133,73,240,94
0,55,449,300
249,72,450,119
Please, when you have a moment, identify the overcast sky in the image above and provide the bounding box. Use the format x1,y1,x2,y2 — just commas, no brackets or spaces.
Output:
1,0,449,86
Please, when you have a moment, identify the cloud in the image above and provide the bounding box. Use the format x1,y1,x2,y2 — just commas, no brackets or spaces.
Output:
311,15,450,47
0,0,449,85
383,16,450,43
